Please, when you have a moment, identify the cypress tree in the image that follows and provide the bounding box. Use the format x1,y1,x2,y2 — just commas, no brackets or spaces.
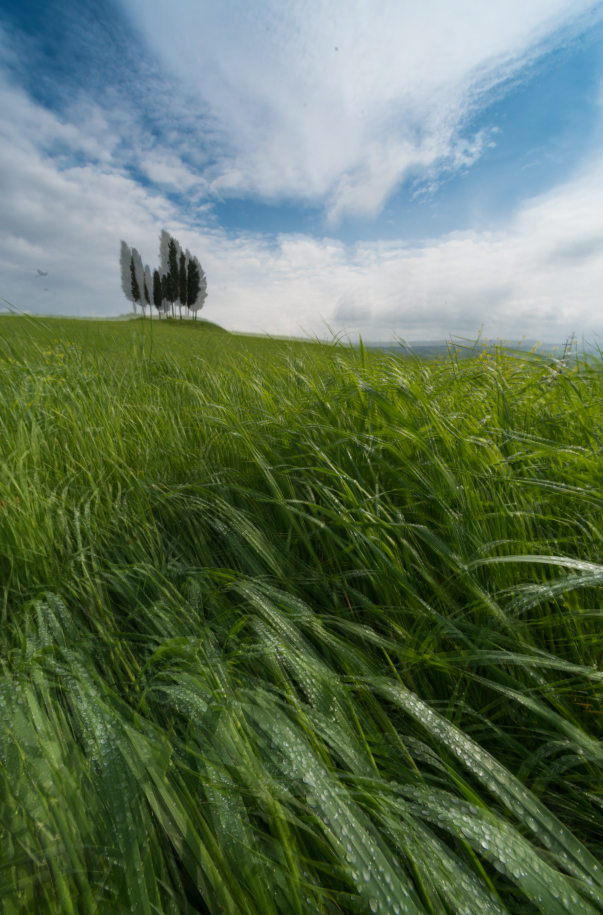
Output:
167,238,179,318
120,241,134,309
144,265,153,319
168,274,178,318
158,229,170,277
179,252,187,318
130,256,141,312
131,248,145,317
161,274,168,314
155,231,207,320
187,256,207,320
187,259,201,319
153,270,162,318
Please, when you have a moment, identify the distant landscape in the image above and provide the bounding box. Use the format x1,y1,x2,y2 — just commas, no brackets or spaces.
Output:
1,314,602,914
0,312,575,358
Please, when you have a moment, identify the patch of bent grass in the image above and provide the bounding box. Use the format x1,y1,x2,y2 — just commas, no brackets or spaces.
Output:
0,316,603,914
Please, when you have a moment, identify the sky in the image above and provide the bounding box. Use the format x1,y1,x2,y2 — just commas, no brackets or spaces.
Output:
0,0,602,341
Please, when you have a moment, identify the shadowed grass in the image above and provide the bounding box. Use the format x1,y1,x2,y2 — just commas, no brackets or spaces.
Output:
1,315,603,914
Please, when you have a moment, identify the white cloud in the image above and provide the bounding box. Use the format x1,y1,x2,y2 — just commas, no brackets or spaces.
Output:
120,0,599,218
154,153,603,342
1,62,602,342
141,154,207,193
200,164,603,341
0,74,175,315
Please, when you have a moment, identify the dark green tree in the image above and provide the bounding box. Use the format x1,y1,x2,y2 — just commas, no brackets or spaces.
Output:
161,273,168,313
187,259,201,320
153,270,162,318
179,252,187,318
119,241,134,310
167,239,179,318
130,256,141,312
143,266,152,319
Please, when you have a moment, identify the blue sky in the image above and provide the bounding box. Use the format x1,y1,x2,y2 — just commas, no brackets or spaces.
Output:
1,0,602,339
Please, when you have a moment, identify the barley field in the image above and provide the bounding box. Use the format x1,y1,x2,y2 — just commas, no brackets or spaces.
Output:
1,315,603,915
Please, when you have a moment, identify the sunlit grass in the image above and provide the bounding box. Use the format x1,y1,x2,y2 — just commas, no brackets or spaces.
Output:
1,315,603,914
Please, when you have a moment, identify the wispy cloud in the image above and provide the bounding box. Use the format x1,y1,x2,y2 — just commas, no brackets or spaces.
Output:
194,160,603,341
2,47,601,342
0,66,175,314
1,7,602,341
121,0,601,219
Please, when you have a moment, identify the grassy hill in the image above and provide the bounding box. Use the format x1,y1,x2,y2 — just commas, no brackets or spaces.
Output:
1,315,603,915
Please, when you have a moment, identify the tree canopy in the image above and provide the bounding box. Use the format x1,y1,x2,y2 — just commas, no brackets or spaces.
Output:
120,232,208,319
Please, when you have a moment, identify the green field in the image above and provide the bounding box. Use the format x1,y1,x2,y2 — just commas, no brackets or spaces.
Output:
1,315,603,915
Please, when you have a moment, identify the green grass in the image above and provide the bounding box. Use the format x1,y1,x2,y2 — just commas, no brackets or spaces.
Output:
1,314,603,914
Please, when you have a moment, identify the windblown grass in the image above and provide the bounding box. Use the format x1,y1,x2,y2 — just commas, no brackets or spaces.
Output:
1,315,603,914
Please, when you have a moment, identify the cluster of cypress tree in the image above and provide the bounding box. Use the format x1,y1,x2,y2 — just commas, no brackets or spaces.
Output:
120,232,207,319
